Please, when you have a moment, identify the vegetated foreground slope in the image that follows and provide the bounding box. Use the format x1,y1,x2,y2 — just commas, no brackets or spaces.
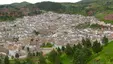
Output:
88,41,113,64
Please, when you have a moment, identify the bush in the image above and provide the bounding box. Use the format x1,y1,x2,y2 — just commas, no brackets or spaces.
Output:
41,42,53,48
102,36,108,45
82,38,92,48
92,40,103,53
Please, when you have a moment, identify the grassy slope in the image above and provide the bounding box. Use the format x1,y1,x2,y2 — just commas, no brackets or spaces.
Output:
88,41,113,64
60,53,72,64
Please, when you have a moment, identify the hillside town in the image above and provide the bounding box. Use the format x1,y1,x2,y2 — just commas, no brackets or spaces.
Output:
0,12,113,58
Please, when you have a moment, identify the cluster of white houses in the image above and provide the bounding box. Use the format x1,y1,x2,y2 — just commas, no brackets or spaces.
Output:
0,12,113,58
0,38,41,58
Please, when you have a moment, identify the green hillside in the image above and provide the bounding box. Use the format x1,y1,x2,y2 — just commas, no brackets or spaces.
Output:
89,41,113,64
10,1,32,8
0,0,113,23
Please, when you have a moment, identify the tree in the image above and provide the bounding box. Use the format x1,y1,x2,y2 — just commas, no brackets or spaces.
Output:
0,56,4,64
41,43,45,47
33,30,40,35
33,53,35,56
57,47,61,54
38,54,47,64
61,46,65,52
25,53,34,64
0,57,3,64
14,59,21,64
92,40,103,53
65,44,73,56
82,38,86,46
48,49,61,64
36,51,39,56
82,38,91,48
46,42,53,47
11,56,14,59
102,36,108,45
27,52,32,57
27,47,30,52
73,44,77,51
4,56,9,64
48,50,58,63
85,38,92,48
73,48,92,64
15,53,19,59
55,55,61,64
76,43,82,49
0,58,2,64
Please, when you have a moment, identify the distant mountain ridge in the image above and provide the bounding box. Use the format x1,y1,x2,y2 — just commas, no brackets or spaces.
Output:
0,0,113,23
10,1,32,8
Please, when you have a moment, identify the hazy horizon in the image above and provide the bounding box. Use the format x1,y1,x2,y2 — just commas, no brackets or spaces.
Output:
0,0,81,5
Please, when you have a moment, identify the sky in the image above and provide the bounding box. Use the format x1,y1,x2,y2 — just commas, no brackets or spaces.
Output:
0,0,81,5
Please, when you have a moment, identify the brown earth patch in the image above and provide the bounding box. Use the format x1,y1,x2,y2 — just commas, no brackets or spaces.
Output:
104,14,113,20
